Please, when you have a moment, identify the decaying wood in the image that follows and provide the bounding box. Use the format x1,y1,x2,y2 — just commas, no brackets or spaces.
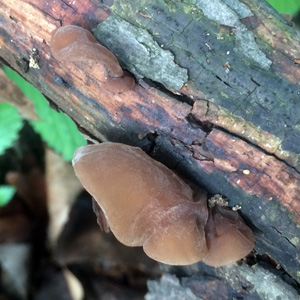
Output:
0,0,300,297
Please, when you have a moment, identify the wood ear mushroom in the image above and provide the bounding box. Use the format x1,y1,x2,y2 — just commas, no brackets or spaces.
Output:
72,143,254,266
50,25,134,93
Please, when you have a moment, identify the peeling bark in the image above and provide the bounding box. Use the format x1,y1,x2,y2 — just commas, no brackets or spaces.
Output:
0,0,300,297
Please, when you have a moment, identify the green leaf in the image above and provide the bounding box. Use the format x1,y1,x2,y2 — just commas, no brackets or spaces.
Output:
31,112,86,161
0,185,16,206
3,67,86,161
267,0,300,15
0,103,23,155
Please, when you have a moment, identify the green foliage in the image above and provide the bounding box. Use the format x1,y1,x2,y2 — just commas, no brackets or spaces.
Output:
3,67,86,161
267,0,300,15
0,185,16,206
0,103,23,156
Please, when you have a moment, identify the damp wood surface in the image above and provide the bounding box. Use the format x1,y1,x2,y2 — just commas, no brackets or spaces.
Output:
0,0,300,297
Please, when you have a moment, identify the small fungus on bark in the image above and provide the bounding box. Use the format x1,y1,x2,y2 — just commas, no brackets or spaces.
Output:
203,205,254,267
50,25,134,92
72,143,254,266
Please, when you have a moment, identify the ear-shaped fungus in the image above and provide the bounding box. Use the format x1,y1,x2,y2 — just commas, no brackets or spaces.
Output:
50,25,134,92
203,205,254,267
72,143,254,266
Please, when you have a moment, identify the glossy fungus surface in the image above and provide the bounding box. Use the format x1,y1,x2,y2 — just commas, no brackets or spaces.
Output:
73,143,254,266
50,25,134,92
203,205,255,266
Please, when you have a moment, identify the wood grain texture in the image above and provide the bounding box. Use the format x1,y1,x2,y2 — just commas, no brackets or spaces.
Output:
0,0,300,296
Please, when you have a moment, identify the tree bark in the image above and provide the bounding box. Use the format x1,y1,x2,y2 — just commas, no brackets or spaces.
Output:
0,0,300,297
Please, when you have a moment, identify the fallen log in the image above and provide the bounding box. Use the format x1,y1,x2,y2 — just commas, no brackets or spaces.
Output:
0,0,299,297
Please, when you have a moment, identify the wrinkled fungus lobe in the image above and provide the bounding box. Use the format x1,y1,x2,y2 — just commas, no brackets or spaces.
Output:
73,143,254,266
50,25,134,92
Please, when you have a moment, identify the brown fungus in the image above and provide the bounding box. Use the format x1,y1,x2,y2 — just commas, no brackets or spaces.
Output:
50,25,134,92
203,205,254,267
72,143,254,266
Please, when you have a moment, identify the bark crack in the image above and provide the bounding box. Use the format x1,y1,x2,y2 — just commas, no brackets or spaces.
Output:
271,227,297,249
40,9,62,24
189,101,300,175
61,0,78,13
